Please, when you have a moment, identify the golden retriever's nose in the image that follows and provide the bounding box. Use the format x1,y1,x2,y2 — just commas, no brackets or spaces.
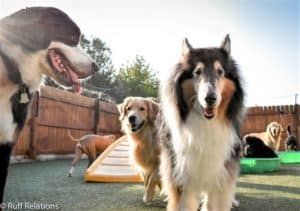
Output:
92,62,99,73
129,116,136,124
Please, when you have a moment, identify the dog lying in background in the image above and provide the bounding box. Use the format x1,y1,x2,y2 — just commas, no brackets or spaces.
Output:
0,7,98,203
285,125,297,151
244,121,283,152
118,97,161,203
68,130,116,176
243,136,278,158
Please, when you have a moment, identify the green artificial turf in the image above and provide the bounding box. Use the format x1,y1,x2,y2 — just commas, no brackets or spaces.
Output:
4,159,300,211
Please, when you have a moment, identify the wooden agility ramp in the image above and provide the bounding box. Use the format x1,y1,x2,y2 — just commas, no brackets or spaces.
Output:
85,135,142,183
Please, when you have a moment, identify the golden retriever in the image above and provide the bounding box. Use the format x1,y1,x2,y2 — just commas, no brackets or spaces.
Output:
244,121,283,152
118,97,161,203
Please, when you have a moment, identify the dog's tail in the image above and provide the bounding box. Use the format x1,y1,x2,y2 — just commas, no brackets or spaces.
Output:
67,130,80,142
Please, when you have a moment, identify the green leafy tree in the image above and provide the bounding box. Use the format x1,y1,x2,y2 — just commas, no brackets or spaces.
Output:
115,55,159,102
80,35,116,93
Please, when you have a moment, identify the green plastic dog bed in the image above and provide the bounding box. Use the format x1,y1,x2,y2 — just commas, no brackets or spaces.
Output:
277,151,300,164
240,158,280,174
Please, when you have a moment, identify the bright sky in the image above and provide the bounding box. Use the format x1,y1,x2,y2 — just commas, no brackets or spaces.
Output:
0,0,299,106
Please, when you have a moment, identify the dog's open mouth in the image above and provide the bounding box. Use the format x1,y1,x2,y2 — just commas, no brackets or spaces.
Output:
203,107,216,119
131,121,145,132
48,48,82,94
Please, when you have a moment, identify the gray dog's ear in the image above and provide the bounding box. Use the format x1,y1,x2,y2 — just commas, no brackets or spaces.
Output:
147,98,160,122
221,34,231,56
117,97,130,120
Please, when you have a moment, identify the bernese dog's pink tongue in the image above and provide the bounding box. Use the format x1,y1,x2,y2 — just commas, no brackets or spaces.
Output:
68,70,82,94
73,83,82,94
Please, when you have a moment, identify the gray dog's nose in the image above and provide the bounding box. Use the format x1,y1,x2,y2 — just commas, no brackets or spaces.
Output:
129,116,136,124
205,93,217,106
91,62,99,73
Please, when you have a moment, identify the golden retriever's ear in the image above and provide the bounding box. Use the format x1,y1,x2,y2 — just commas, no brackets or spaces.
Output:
117,103,125,120
117,98,130,120
147,98,160,122
278,124,284,136
267,123,274,136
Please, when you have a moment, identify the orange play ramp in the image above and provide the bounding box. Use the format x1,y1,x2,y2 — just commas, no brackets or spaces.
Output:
84,135,143,183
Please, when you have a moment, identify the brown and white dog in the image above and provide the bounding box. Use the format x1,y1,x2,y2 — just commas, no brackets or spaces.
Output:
159,35,245,211
118,97,161,203
244,121,283,152
67,130,117,177
0,7,98,203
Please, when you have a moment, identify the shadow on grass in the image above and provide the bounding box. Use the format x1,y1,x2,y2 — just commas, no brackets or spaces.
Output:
238,182,300,195
233,195,300,211
274,165,300,176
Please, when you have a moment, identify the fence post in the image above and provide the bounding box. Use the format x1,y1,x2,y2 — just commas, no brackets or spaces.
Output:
27,91,39,159
94,98,100,134
294,94,299,148
295,104,300,149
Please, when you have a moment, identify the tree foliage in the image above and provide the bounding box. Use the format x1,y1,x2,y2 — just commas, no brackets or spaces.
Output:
116,55,158,101
80,35,116,92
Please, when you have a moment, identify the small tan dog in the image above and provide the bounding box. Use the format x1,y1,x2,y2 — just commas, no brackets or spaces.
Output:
68,130,116,177
118,97,161,203
244,121,283,152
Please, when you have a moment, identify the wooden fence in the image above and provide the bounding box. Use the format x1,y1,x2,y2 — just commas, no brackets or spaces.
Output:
12,87,299,157
13,86,121,158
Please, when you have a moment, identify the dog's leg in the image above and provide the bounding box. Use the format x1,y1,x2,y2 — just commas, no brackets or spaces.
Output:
178,190,199,211
142,171,150,188
143,168,161,203
166,182,180,211
143,173,153,203
87,153,96,167
68,146,83,177
201,182,236,211
143,170,161,203
0,143,13,203
86,145,97,167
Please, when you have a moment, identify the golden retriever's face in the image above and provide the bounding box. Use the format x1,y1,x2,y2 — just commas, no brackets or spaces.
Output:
267,122,283,137
118,97,159,133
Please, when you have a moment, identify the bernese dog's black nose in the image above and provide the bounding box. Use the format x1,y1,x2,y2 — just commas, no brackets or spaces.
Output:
91,62,99,73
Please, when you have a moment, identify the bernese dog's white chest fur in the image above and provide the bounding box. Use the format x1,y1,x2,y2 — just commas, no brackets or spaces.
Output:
0,87,18,144
172,110,236,192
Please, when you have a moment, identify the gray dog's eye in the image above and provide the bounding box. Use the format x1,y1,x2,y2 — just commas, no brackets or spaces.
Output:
72,35,78,42
140,107,145,111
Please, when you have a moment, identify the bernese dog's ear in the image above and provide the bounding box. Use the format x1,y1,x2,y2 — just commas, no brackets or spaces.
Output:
146,98,160,122
117,97,130,121
0,7,81,51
